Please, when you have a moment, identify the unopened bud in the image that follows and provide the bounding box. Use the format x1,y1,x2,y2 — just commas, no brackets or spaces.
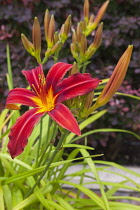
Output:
89,14,94,25
32,17,41,53
59,15,71,43
81,19,87,31
72,29,77,43
51,41,63,54
86,45,133,116
85,23,103,59
84,90,94,110
44,9,50,41
6,104,20,110
83,0,89,22
76,22,82,42
47,15,55,48
85,1,109,36
70,43,79,59
21,34,34,56
93,22,103,48
54,31,59,43
80,33,87,56
92,1,109,30
32,17,41,62
63,15,71,37
69,62,79,76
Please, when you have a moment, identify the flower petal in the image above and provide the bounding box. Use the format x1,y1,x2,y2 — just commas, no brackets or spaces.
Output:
5,88,37,109
22,64,45,94
48,103,81,136
46,62,72,90
8,108,44,158
56,73,100,103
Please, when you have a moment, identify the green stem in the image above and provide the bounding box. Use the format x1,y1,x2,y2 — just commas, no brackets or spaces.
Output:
41,123,58,167
82,61,87,74
35,117,43,168
25,132,67,198
85,102,99,117
41,56,48,65
53,51,59,64
37,117,52,167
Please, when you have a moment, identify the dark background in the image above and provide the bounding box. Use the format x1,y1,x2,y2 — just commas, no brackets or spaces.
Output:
0,0,140,165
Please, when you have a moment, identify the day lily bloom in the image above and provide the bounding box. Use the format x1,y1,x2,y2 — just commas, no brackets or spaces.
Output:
6,62,100,158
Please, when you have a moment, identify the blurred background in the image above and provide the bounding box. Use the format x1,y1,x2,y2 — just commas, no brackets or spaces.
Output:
0,0,140,165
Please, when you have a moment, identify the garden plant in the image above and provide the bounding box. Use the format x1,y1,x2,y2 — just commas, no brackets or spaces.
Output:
0,0,140,209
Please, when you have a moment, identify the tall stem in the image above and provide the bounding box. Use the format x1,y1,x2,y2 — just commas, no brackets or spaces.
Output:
25,132,67,198
35,117,43,168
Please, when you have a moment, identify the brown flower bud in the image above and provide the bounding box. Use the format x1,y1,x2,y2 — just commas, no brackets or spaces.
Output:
44,9,50,41
21,34,34,56
32,17,41,54
86,45,133,116
93,1,109,28
47,15,55,48
83,0,89,22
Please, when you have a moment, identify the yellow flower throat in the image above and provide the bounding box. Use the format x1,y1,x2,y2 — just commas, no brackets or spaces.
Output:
32,86,56,113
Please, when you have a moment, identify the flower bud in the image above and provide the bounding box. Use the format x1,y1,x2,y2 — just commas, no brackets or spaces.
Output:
76,22,82,42
44,9,50,41
72,29,77,43
32,17,41,63
54,31,59,43
50,41,63,54
69,62,79,76
85,1,109,36
32,17,41,53
47,15,55,48
70,43,79,59
6,104,20,110
60,15,71,42
92,22,103,48
83,0,89,22
84,90,94,110
89,14,94,25
86,45,133,116
93,1,109,28
85,22,103,59
21,34,34,56
80,33,87,56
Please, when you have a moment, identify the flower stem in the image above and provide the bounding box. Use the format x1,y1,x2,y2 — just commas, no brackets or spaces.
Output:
82,62,87,73
37,117,52,167
25,132,67,198
35,117,43,168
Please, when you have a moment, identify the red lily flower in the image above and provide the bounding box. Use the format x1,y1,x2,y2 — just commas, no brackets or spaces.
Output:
6,62,100,158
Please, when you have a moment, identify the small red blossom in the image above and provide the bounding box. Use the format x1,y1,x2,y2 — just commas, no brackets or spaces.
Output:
6,62,100,158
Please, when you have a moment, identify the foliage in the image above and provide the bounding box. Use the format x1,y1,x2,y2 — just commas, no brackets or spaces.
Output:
0,0,140,209
0,1,140,161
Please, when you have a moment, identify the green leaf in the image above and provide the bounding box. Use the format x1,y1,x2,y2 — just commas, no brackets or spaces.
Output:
6,44,13,90
0,183,4,210
116,92,140,100
54,195,75,210
3,185,12,210
70,128,140,143
79,149,110,210
58,180,105,209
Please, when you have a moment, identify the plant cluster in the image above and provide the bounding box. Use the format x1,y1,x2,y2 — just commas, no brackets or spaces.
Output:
0,0,140,209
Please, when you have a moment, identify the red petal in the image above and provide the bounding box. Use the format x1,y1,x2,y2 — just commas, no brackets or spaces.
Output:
46,62,72,90
56,73,100,103
8,108,44,158
48,103,81,136
6,88,37,109
22,64,45,94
